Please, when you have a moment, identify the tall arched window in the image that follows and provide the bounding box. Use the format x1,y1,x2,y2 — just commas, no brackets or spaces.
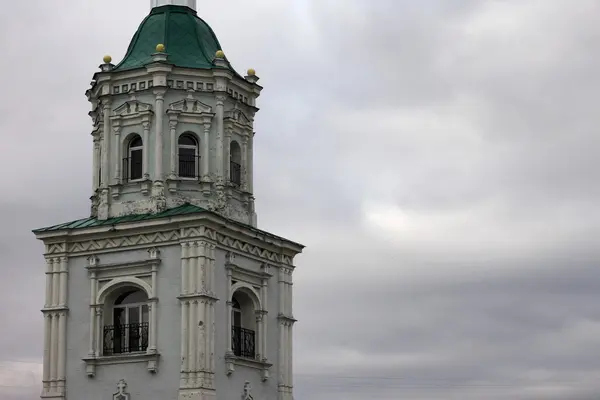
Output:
231,291,255,358
178,134,199,179
104,289,149,355
124,135,143,181
230,141,241,186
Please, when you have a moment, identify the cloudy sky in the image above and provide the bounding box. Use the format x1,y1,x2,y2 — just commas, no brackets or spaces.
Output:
1,0,600,398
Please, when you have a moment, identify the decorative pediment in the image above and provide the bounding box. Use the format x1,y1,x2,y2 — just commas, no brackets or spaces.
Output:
225,108,252,128
113,100,153,118
169,97,212,114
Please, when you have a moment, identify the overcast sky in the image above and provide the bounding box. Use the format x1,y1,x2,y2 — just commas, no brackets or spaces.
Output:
1,0,600,399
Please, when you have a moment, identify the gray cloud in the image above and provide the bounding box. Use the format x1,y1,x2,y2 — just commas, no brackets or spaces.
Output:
1,0,600,399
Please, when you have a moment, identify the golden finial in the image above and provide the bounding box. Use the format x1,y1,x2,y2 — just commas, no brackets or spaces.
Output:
215,50,225,59
247,68,256,76
156,43,166,53
103,55,112,64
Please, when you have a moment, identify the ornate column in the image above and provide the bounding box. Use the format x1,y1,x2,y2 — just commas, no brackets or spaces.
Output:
42,313,51,392
57,257,68,391
92,137,101,191
215,94,226,185
224,128,232,183
180,242,190,387
149,258,159,354
88,270,97,358
202,122,211,181
113,123,122,184
101,101,112,187
49,312,58,391
168,113,179,179
241,136,249,191
278,267,295,400
142,120,151,179
154,89,166,182
248,132,254,193
260,264,269,364
225,262,233,356
95,308,103,357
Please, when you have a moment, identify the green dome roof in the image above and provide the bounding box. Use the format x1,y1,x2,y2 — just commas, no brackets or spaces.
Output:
114,5,234,72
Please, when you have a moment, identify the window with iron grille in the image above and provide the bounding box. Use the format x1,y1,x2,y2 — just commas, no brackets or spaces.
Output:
231,295,256,358
178,134,200,179
123,135,143,182
103,289,149,355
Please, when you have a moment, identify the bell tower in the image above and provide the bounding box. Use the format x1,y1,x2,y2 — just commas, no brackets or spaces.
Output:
89,2,262,227
34,3,303,400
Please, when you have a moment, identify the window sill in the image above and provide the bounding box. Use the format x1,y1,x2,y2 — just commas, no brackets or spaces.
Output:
82,351,159,377
224,352,272,381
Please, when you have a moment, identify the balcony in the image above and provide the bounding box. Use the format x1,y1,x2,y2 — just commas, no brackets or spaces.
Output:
230,161,241,186
232,326,255,358
103,322,149,355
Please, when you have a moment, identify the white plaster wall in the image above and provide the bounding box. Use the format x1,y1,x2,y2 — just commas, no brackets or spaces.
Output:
65,246,182,400
64,240,287,399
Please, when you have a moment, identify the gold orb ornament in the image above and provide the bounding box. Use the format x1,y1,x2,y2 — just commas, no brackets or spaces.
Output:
215,50,225,59
156,43,165,53
103,55,112,64
247,68,256,76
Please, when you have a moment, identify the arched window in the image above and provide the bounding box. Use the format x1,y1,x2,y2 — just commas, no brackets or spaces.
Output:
103,288,149,355
230,141,241,186
124,135,143,181
178,134,199,179
231,291,255,358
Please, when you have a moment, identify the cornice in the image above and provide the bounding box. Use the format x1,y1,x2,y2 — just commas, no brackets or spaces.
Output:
36,213,303,265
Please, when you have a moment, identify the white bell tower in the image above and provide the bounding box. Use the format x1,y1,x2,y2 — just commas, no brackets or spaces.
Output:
34,2,303,400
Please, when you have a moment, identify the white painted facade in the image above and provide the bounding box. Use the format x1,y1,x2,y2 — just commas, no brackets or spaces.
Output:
34,5,303,400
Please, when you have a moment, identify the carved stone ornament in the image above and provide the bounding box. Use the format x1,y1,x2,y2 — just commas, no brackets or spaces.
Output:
147,247,160,260
112,100,153,117
113,379,130,400
242,381,253,400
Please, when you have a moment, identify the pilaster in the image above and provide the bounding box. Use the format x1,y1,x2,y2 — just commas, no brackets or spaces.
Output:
179,241,218,399
168,111,180,180
215,94,226,186
41,256,69,400
277,266,295,400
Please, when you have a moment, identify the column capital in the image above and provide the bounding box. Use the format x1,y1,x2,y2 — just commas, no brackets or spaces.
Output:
216,94,227,104
153,88,167,99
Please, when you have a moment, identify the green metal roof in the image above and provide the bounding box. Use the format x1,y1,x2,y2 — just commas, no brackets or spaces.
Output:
33,203,206,233
114,5,235,72
32,204,302,248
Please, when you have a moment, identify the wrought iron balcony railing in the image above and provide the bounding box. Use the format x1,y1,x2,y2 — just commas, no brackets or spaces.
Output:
103,322,149,355
232,326,255,358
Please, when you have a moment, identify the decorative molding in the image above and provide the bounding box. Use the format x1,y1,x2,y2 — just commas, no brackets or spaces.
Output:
224,107,252,129
66,231,180,254
86,258,161,273
113,379,130,400
168,96,212,114
225,353,272,381
45,226,296,266
83,353,160,377
242,381,254,400
112,100,153,118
